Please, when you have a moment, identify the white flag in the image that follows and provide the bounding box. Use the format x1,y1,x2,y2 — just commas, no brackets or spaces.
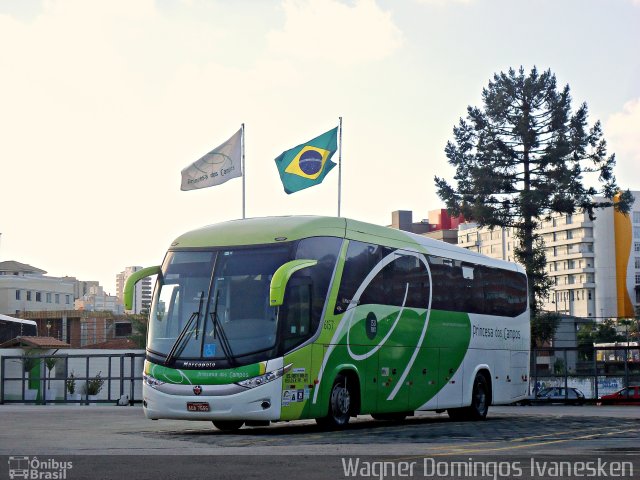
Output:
181,128,242,191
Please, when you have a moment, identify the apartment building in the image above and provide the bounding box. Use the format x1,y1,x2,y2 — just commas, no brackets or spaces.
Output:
75,285,124,314
456,191,640,319
115,266,153,314
0,261,76,315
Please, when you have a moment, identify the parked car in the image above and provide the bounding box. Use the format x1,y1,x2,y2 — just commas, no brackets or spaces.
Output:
599,386,640,405
519,387,585,405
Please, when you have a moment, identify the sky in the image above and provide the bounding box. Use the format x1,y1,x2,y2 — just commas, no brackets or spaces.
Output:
0,0,639,295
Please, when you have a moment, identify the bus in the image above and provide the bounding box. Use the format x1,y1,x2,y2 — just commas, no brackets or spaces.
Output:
125,216,529,430
0,314,37,344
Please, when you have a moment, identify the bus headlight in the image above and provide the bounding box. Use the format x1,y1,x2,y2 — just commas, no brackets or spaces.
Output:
143,373,165,389
236,364,292,389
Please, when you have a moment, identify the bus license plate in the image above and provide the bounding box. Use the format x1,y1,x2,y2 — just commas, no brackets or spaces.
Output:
187,402,210,412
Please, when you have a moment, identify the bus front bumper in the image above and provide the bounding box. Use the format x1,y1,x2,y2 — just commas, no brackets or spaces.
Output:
142,378,282,421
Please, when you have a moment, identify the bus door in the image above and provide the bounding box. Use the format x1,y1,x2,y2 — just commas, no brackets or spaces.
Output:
491,349,511,403
437,347,464,409
280,276,316,421
510,350,529,399
408,347,440,410
376,345,410,413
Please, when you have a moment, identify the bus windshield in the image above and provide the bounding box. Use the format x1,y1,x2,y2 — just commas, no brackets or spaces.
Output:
149,246,291,363
147,237,341,366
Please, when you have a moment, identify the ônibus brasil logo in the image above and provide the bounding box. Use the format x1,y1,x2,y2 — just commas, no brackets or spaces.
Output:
8,456,72,479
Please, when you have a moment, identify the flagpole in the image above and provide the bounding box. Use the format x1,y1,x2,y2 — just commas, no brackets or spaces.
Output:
241,123,246,219
337,116,342,217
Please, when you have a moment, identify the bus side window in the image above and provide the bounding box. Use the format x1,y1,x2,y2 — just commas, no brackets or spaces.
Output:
390,254,430,309
280,279,312,352
470,267,486,314
334,241,387,313
295,236,341,327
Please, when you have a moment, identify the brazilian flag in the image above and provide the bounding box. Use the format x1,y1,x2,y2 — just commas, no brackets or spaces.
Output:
274,127,338,194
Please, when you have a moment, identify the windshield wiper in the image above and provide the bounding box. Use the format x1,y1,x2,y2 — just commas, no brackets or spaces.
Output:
164,292,205,366
210,289,235,366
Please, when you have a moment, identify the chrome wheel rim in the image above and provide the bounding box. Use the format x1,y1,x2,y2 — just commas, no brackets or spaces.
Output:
332,384,350,419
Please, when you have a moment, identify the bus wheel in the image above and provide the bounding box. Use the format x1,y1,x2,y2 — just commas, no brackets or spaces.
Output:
467,373,489,420
447,373,490,421
316,374,352,428
212,420,244,431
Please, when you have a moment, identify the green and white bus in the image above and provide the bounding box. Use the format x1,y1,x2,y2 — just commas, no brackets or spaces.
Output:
125,216,529,430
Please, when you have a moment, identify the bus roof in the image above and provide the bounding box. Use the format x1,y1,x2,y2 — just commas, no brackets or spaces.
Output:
0,314,37,326
171,216,523,273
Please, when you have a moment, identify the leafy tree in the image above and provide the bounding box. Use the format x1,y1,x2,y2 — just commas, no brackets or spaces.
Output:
435,66,633,318
127,314,148,348
577,319,626,360
618,317,639,341
530,311,560,348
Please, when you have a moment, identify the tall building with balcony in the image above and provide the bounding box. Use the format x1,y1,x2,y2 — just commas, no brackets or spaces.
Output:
456,191,640,319
115,266,153,314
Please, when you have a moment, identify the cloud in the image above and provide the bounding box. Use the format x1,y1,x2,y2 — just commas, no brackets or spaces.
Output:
605,98,640,188
0,0,409,290
267,0,403,66
414,0,475,5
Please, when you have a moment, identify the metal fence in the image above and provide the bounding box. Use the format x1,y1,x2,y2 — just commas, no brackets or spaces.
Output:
2,347,638,405
531,345,640,400
0,352,145,405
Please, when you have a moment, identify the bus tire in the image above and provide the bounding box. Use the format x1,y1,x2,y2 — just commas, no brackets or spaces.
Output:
316,374,353,429
212,420,244,431
467,373,489,420
447,373,490,421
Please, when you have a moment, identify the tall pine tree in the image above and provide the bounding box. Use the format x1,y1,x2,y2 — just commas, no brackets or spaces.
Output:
435,66,633,322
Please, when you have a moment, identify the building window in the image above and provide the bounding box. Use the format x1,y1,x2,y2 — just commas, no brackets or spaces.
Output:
636,274,640,285
35,292,42,302
46,293,52,303
65,295,71,305
566,230,573,239
634,227,640,238
27,291,32,301
588,291,592,300
115,323,133,337
635,243,640,253
55,294,60,304
15,290,21,300
633,211,640,224
636,257,640,269
566,214,573,225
